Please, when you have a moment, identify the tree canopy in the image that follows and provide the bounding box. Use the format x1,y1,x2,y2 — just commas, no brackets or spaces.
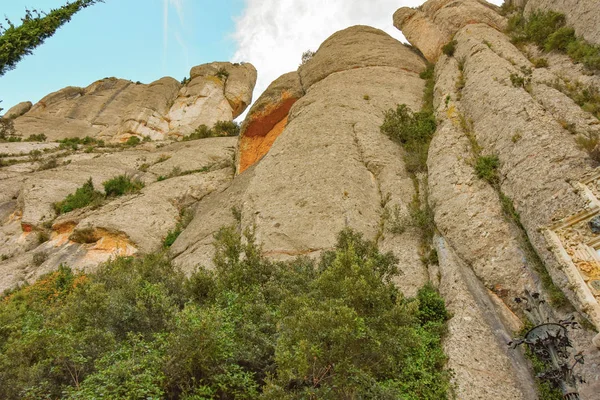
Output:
0,0,103,77
0,227,451,399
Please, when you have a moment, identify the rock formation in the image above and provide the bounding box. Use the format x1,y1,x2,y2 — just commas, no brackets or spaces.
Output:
173,26,429,297
393,0,506,62
2,0,600,398
9,62,256,142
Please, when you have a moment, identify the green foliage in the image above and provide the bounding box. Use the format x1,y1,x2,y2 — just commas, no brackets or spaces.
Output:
474,155,500,185
215,67,230,81
183,121,240,141
25,133,47,142
53,178,104,214
420,63,435,113
0,117,15,140
508,10,600,71
58,136,104,150
125,136,141,146
0,0,103,76
380,104,437,173
0,228,451,399
103,175,145,197
442,40,457,57
531,57,548,68
163,209,193,248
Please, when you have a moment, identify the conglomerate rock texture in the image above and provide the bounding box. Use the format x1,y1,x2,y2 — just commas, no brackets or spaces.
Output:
2,1,600,398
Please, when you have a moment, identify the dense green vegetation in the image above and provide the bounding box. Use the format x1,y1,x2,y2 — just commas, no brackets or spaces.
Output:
508,10,600,71
0,0,103,76
0,228,451,399
103,175,145,197
441,40,457,57
54,175,145,215
183,121,240,141
53,178,104,214
380,104,436,174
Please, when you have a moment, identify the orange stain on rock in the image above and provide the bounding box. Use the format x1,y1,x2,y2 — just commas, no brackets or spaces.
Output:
238,92,298,173
239,116,288,173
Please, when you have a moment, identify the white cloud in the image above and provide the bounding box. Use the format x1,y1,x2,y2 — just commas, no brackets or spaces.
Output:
232,0,503,111
163,0,186,70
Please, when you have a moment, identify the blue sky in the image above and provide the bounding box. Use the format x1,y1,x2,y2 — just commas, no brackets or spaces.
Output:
0,0,243,111
1,0,503,114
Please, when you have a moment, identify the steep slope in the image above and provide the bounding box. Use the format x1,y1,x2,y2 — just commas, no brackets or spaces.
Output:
173,25,429,295
0,61,255,292
395,0,600,397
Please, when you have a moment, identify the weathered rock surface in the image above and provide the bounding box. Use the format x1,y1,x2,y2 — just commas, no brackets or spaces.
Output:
237,72,303,173
298,25,425,89
523,0,600,45
174,26,429,297
3,101,32,119
10,62,256,142
393,0,506,62
0,137,236,292
435,236,536,399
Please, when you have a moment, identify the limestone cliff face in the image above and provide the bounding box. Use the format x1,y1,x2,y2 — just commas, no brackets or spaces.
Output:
398,0,600,398
172,25,430,296
10,62,256,142
0,60,254,292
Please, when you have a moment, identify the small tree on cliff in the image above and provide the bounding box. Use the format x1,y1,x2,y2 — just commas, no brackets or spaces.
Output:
0,0,103,77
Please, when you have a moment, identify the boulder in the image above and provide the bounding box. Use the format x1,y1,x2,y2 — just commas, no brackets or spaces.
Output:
3,101,32,119
298,25,425,90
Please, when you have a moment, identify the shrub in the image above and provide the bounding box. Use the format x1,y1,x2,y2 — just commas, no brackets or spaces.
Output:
0,228,450,399
32,251,48,266
442,39,457,56
103,175,145,197
300,50,315,65
54,178,104,214
212,120,240,136
510,73,526,88
531,57,549,68
508,10,600,72
215,67,229,81
25,133,47,142
545,26,576,52
125,136,141,146
380,104,437,173
474,155,500,185
183,121,240,141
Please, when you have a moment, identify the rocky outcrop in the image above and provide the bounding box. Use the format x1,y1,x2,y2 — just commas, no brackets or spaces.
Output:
0,137,236,292
393,0,506,62
10,62,256,142
174,25,429,296
3,101,32,119
523,0,600,45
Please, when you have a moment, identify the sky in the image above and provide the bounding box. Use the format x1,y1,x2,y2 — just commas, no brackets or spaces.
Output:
0,0,503,116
